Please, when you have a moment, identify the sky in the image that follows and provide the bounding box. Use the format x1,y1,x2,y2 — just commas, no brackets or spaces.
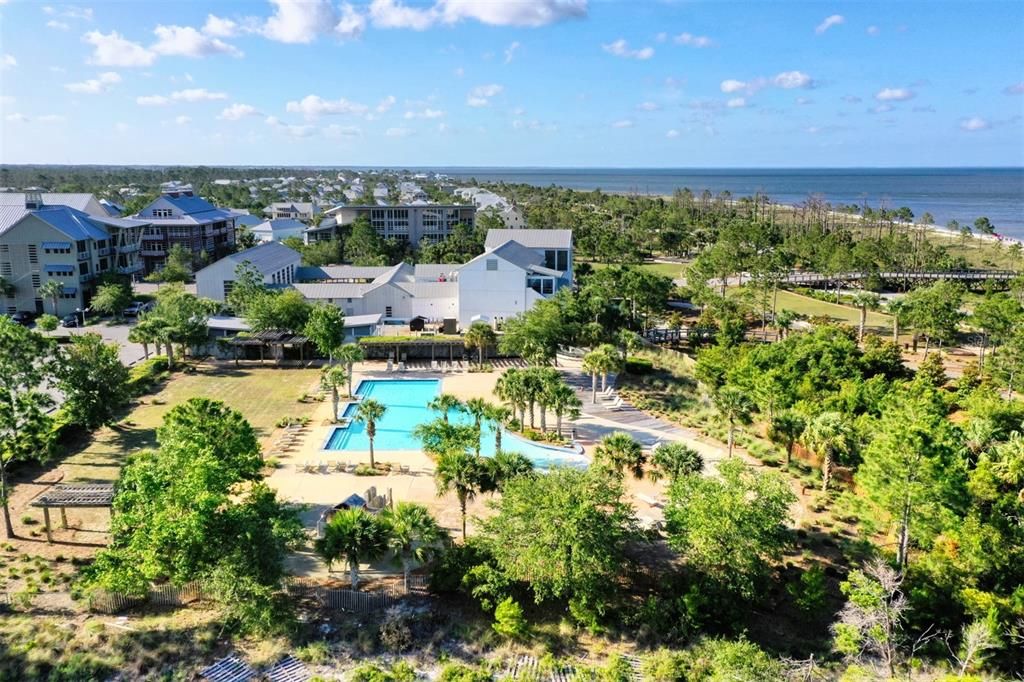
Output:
0,0,1022,167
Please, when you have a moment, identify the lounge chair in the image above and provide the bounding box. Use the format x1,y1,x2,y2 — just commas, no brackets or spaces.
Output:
431,360,439,371
608,397,625,410
398,361,406,372
333,460,347,472
399,464,411,475
386,359,393,372
344,462,357,473
293,462,303,473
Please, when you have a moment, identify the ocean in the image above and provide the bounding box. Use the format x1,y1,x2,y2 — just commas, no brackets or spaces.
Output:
430,167,1024,240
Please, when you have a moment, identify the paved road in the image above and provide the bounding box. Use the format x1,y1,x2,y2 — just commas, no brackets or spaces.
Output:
53,319,148,367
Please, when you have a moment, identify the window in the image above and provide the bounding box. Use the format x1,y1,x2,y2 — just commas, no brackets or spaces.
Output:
153,208,173,218
99,258,109,271
77,241,87,253
27,245,38,264
79,262,90,275
44,245,71,255
486,259,498,271
385,306,393,317
31,274,40,288
0,263,11,277
223,281,234,299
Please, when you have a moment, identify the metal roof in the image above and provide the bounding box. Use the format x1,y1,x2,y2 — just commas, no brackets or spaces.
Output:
396,281,458,298
31,484,115,508
484,228,572,250
200,241,300,275
291,282,373,299
0,192,96,212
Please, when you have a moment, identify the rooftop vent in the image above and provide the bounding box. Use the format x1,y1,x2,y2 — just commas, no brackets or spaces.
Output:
24,191,43,210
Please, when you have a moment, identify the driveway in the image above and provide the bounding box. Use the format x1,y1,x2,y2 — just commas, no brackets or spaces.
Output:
53,319,148,367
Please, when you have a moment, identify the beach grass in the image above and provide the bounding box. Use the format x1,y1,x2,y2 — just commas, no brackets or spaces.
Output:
585,260,687,279
772,290,893,332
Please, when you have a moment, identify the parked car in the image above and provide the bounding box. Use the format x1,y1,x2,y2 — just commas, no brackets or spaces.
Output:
122,300,154,317
10,311,36,326
60,313,83,328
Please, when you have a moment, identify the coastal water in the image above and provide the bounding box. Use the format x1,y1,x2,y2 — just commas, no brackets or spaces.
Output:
431,167,1024,240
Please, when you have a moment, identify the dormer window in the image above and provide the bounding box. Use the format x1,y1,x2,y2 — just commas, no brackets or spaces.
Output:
153,208,173,218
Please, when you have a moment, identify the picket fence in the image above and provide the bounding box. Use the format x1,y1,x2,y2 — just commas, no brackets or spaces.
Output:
87,580,204,614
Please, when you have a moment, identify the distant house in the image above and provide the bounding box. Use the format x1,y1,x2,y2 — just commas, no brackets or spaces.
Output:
207,312,381,346
250,218,307,243
132,189,237,274
195,241,301,302
265,201,320,222
454,187,526,229
304,203,476,247
229,209,263,229
0,192,148,315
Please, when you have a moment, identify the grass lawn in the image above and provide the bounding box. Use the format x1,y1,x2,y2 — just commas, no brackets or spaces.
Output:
584,260,687,279
61,364,323,485
772,290,893,332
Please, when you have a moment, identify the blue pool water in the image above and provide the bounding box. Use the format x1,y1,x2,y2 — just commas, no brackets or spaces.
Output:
324,379,588,469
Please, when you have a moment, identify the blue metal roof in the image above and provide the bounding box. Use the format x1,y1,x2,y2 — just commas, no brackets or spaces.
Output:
32,207,109,241
163,194,218,215
44,264,75,273
41,241,72,249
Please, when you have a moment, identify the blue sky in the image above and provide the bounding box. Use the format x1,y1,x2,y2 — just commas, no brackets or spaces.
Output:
1,0,1022,167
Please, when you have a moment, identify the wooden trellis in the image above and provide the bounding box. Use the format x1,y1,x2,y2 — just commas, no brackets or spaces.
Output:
30,483,115,543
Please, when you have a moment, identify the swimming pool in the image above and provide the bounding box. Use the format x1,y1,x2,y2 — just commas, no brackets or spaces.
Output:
324,379,588,469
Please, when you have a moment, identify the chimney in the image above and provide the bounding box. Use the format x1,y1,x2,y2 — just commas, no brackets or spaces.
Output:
24,191,42,210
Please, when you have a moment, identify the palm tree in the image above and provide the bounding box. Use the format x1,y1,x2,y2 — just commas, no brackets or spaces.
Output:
380,502,448,591
494,368,527,426
413,418,477,458
314,508,390,590
128,319,157,359
428,393,463,423
321,365,348,423
535,368,561,432
595,343,622,392
582,350,603,404
548,383,581,438
483,450,534,492
801,411,853,492
39,280,64,316
618,329,643,363
355,398,387,468
768,410,807,466
520,368,546,429
649,442,704,483
336,343,365,397
853,291,881,343
463,322,497,365
484,403,512,452
464,397,489,455
712,386,754,458
594,432,646,480
434,449,484,539
888,299,908,345
775,309,798,340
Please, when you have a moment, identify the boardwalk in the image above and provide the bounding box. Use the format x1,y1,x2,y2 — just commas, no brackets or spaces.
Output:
781,269,1018,286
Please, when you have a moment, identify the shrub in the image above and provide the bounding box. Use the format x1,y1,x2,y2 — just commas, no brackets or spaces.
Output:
296,641,332,665
493,597,528,639
379,607,413,652
36,314,59,332
641,649,687,682
624,358,654,375
787,564,827,612
683,637,782,680
439,663,491,682
350,664,390,682
429,541,490,594
599,655,632,682
20,515,36,526
126,356,170,396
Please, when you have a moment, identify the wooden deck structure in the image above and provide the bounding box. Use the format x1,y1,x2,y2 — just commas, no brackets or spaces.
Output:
30,483,115,542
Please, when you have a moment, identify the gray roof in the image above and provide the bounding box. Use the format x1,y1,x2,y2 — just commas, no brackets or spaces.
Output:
344,313,382,327
414,264,459,281
396,281,458,298
1,205,119,241
291,282,374,299
484,228,572,250
297,265,391,282
372,262,415,284
0,192,96,213
200,241,300,275
252,218,306,233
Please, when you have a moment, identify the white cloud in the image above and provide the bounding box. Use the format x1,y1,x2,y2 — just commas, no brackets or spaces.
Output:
664,76,685,89
404,108,444,119
336,3,366,38
137,95,170,106
83,30,155,67
218,103,261,120
504,40,520,64
1004,82,1024,95
875,87,914,101
795,96,812,105
265,115,317,137
815,14,845,34
438,0,587,27
720,78,766,96
175,115,191,125
64,71,121,94
151,24,243,58
324,124,361,138
454,66,464,78
602,39,653,60
773,71,813,89
375,95,396,113
37,114,65,122
370,0,436,29
5,113,29,123
385,126,413,137
286,94,369,119
466,83,503,106
171,88,228,102
673,32,713,48
959,116,990,132
0,54,15,70
46,20,70,30
636,101,660,111
203,14,239,37
867,25,880,36
726,97,747,108
611,119,633,128
262,0,337,43
666,129,680,138
43,5,93,20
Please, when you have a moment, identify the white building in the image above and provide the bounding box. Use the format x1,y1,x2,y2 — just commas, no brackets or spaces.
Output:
304,204,476,246
250,218,306,243
195,241,301,301
454,187,526,229
265,201,320,222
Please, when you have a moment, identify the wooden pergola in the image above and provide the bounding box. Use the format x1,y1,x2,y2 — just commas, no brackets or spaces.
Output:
229,330,310,364
30,483,115,543
359,338,465,363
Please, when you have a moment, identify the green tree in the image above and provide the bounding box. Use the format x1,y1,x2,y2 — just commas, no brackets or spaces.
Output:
0,318,54,538
548,383,582,438
464,397,489,454
414,418,478,459
664,458,795,599
618,329,643,363
146,283,217,367
493,597,529,639
429,393,464,424
434,449,486,539
304,302,346,363
970,292,1022,366
649,442,704,484
904,281,965,355
494,368,528,425
90,282,132,320
336,343,365,396
767,410,806,466
973,216,995,235
321,365,348,423
852,291,881,343
483,450,534,492
36,313,59,332
802,411,854,492
245,288,311,334
381,502,448,591
227,261,266,315
315,508,390,590
484,403,512,452
855,388,965,568
38,279,64,316
160,243,193,283
711,386,754,458
832,560,907,679
463,322,497,365
55,333,130,429
480,467,637,626
355,399,387,468
346,216,386,266
594,432,646,480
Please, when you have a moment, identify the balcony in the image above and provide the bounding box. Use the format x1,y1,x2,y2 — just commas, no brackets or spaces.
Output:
77,251,90,261
97,247,113,257
118,263,144,275
117,243,140,254
140,248,166,257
